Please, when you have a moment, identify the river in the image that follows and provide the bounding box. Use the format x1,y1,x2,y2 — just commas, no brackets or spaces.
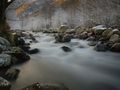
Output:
11,33,120,90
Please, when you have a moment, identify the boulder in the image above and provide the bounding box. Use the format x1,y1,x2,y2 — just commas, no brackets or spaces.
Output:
5,68,20,80
88,41,98,46
10,47,30,63
61,46,72,52
0,54,11,67
79,32,88,39
87,36,95,41
0,37,10,51
106,29,120,40
55,33,64,43
94,42,107,52
109,34,119,43
59,25,69,33
0,77,11,90
21,83,69,90
102,29,112,39
62,34,71,42
55,34,71,43
110,43,120,52
28,48,39,54
92,25,107,35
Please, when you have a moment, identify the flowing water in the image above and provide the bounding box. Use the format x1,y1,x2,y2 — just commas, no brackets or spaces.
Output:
11,33,120,90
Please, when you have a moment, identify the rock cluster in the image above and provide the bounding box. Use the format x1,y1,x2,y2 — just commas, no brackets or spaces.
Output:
44,25,120,53
21,83,69,90
0,30,39,90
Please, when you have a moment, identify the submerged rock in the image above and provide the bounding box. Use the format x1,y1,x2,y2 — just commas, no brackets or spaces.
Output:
61,46,72,52
0,54,11,67
0,77,11,90
21,83,69,90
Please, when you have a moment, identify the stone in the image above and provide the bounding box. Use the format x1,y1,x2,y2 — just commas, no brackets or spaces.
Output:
55,34,71,43
94,42,107,52
109,34,119,43
87,36,95,41
62,34,71,42
110,43,120,52
92,25,107,35
5,68,20,80
79,32,88,39
88,41,98,46
61,46,72,52
0,37,10,51
0,77,11,90
21,83,69,90
0,54,11,67
28,48,39,54
102,29,112,39
10,47,30,63
59,25,69,33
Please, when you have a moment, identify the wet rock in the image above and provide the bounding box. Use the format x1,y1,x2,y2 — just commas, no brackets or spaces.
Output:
0,54,11,67
28,48,39,54
61,46,72,52
87,36,95,41
55,33,64,43
55,34,71,43
0,37,10,51
5,68,20,80
29,34,37,42
10,47,30,63
21,83,69,90
110,43,120,52
94,42,107,52
62,34,71,42
0,77,11,90
79,32,88,39
88,41,98,46
109,34,119,43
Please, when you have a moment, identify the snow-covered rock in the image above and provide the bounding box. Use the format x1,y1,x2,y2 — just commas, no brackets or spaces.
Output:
92,25,107,30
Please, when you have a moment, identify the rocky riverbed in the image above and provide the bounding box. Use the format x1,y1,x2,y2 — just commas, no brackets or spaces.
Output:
10,31,120,90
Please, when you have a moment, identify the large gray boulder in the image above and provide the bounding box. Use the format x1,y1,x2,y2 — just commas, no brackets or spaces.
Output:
0,77,11,90
0,54,11,67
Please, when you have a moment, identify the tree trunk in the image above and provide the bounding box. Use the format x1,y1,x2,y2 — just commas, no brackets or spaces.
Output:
0,0,14,41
